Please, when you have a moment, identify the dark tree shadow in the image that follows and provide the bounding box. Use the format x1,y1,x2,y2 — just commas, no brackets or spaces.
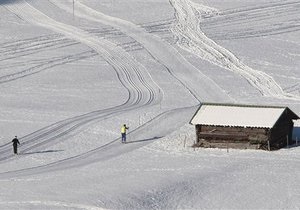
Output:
125,136,163,144
22,150,64,155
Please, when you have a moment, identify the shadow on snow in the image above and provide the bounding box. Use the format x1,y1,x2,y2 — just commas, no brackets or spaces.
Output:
21,150,64,155
125,136,163,144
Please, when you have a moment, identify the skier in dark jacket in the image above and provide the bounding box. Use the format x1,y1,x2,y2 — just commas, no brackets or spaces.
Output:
12,136,20,155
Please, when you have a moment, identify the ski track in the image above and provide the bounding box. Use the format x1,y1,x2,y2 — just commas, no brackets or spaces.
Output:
140,18,175,39
4,0,296,176
0,0,162,166
0,0,231,173
0,0,298,175
0,35,76,62
0,1,299,208
0,33,83,81
49,0,231,103
202,0,300,40
4,0,161,106
0,106,197,178
0,28,128,82
4,0,160,105
139,1,300,40
0,50,97,83
0,0,201,178
169,0,300,100
53,0,300,101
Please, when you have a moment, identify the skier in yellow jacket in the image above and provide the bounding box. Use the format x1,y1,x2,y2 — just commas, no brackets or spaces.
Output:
121,124,129,143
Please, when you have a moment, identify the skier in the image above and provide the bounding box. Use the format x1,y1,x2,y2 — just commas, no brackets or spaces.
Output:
121,124,129,143
12,136,20,155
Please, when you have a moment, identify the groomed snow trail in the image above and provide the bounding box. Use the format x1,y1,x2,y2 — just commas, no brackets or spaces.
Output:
0,0,197,177
0,106,196,178
49,0,231,103
1,0,162,162
170,0,300,100
4,0,160,107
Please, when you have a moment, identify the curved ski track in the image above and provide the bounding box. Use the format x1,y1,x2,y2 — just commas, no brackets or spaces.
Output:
0,28,129,83
0,106,196,178
0,1,232,174
49,0,231,102
169,0,300,100
0,0,161,166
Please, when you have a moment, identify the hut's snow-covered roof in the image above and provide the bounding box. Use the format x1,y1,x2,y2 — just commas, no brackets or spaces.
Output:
190,103,299,128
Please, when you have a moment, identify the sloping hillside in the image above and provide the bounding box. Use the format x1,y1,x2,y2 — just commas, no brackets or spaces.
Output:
0,0,299,209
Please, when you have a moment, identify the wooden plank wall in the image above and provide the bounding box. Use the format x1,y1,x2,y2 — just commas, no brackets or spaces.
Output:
195,125,270,149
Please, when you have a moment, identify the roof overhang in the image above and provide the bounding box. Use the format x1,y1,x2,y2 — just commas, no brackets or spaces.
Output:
190,103,299,129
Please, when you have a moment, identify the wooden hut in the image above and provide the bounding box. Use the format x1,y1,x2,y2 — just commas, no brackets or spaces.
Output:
190,103,299,150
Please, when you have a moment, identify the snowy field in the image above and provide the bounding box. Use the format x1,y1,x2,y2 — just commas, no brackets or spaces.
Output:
0,0,300,209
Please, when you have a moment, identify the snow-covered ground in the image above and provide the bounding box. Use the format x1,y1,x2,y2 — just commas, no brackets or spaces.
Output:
0,0,299,209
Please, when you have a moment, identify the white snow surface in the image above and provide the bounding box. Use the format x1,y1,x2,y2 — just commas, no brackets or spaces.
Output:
0,0,300,209
190,104,287,128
